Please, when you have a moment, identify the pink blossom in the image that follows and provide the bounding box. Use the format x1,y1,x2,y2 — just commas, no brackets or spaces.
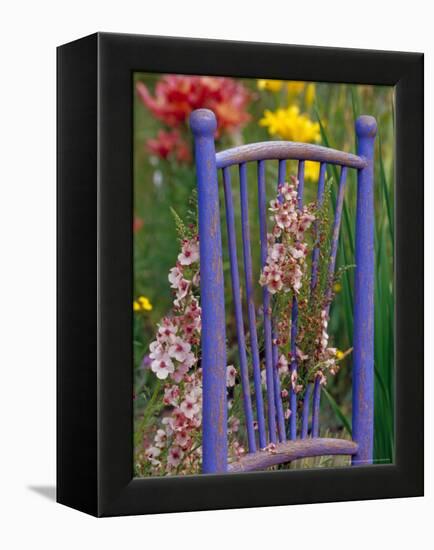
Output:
149,340,165,361
277,354,289,375
145,446,161,466
168,337,191,362
154,429,167,448
151,354,175,380
175,429,191,449
163,385,180,406
168,266,183,288
171,362,189,383
180,395,200,419
270,243,285,261
157,321,178,343
175,278,190,303
226,365,237,387
167,446,184,468
178,239,199,266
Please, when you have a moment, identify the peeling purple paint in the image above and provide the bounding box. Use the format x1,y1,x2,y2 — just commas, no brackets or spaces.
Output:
241,161,277,444
190,109,227,473
190,109,376,473
223,166,258,452
229,437,358,473
352,115,376,465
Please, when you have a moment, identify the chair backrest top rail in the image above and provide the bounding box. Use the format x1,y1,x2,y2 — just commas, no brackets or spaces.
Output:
215,141,367,170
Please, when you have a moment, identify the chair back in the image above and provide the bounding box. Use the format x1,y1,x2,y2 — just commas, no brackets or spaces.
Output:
190,108,376,473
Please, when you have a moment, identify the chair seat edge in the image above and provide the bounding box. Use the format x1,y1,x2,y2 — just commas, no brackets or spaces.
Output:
228,437,358,473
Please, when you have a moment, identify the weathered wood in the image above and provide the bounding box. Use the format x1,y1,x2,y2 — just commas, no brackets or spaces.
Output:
216,141,367,170
190,109,227,473
223,167,257,452
311,377,321,438
258,160,283,443
228,438,358,473
240,162,277,444
352,115,376,465
189,108,376,474
326,165,348,308
301,383,312,439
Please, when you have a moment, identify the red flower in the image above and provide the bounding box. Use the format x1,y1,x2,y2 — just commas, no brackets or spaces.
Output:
136,75,251,135
133,216,144,233
146,129,191,163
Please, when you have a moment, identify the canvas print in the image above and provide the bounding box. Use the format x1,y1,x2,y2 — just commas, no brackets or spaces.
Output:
133,73,394,477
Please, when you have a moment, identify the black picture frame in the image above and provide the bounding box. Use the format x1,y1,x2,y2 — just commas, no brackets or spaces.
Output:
57,32,424,517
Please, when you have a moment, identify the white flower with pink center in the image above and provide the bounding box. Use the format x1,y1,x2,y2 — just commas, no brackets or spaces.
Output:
168,337,191,362
178,239,199,266
226,365,237,387
145,446,161,466
157,321,178,344
161,416,174,436
270,243,285,261
154,429,168,449
179,395,200,419
168,266,183,288
175,429,191,449
289,244,306,260
277,354,289,375
163,385,180,406
268,275,284,294
175,278,190,303
171,362,189,383
151,354,175,380
167,446,184,468
149,340,165,361
269,199,280,212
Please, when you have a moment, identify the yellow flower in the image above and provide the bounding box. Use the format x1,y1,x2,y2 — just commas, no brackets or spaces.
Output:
305,83,316,107
336,350,345,360
257,79,283,92
287,81,305,98
139,296,153,311
259,105,321,142
304,160,320,182
133,296,153,312
333,282,342,293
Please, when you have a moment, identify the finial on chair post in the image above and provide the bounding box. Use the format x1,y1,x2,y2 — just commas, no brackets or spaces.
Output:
190,108,228,474
189,108,217,137
352,115,377,466
355,115,377,139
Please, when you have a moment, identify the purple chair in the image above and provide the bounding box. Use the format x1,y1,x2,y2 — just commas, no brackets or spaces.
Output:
190,108,376,474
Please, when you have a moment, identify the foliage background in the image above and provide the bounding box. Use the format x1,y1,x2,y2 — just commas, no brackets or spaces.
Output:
133,73,394,469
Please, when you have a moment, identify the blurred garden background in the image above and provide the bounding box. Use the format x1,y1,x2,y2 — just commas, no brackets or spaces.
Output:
133,73,394,476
